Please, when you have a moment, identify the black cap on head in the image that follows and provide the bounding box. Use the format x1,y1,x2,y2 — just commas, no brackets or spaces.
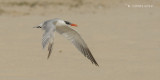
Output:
64,21,71,25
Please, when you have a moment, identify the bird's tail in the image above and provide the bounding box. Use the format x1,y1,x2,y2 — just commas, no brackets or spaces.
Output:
33,26,41,28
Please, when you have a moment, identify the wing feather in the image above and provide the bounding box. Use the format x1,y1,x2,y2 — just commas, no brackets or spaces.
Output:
56,26,99,66
41,23,55,59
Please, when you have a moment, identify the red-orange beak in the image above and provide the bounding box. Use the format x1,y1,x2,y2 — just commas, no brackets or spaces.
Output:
70,24,78,27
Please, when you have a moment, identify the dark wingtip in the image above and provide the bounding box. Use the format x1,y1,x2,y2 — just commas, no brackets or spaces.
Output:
78,44,99,67
85,48,99,67
47,50,51,60
47,43,53,60
94,62,99,67
92,59,99,67
47,55,50,60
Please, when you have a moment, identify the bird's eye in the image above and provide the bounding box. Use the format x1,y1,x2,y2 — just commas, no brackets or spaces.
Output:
64,21,71,25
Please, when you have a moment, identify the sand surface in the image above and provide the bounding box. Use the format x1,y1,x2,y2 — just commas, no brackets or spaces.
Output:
0,0,160,80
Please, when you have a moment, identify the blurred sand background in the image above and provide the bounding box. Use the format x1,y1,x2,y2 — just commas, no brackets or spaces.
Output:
0,0,160,80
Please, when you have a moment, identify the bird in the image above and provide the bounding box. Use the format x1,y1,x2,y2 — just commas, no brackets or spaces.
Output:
33,18,99,66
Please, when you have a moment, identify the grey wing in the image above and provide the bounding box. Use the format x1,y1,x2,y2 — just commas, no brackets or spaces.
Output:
56,26,99,66
42,23,56,59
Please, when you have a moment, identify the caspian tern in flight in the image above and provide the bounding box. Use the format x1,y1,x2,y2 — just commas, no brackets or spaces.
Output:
34,18,99,66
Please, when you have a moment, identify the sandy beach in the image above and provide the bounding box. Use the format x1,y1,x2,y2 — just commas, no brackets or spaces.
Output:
0,0,160,80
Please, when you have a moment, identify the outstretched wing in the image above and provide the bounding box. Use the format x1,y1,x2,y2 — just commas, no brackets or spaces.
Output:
42,23,56,59
56,26,99,66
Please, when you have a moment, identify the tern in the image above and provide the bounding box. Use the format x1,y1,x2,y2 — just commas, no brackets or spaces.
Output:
34,18,99,66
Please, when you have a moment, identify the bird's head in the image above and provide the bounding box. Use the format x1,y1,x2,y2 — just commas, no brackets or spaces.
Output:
56,20,78,27
64,21,78,27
